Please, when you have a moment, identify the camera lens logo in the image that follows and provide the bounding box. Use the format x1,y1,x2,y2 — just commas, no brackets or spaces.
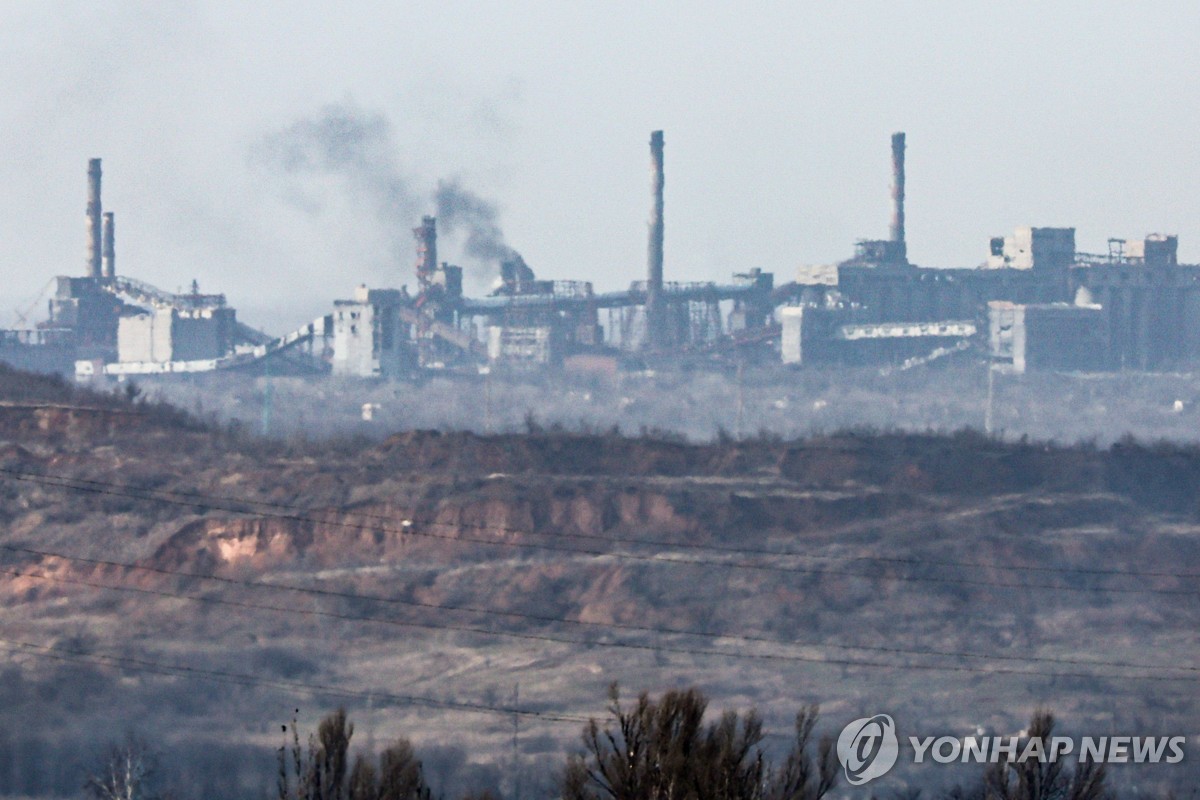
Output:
837,714,899,786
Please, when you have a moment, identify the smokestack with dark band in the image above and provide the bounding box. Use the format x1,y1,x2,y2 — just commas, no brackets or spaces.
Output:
86,158,102,279
102,212,115,278
414,215,437,290
890,132,906,251
646,130,665,349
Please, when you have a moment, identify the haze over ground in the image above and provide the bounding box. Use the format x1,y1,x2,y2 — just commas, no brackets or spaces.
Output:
2,2,1199,334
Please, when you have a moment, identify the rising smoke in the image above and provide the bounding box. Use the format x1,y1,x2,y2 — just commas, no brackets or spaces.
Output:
252,103,518,278
434,179,516,263
253,104,421,264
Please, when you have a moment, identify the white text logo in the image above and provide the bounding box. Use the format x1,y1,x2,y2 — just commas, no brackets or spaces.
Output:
837,714,899,786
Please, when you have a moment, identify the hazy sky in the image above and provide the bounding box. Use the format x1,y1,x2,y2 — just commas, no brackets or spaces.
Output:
2,1,1199,332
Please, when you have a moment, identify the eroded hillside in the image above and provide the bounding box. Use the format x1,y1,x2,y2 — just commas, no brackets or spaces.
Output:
0,382,1197,795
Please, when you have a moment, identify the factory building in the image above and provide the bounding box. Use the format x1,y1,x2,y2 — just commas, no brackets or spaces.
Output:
780,307,808,365
7,135,1200,383
988,301,1109,373
13,159,329,378
331,286,407,378
0,330,76,374
986,227,1077,272
783,305,975,366
47,277,125,356
487,325,560,367
1068,236,1200,370
782,135,1200,374
117,306,236,364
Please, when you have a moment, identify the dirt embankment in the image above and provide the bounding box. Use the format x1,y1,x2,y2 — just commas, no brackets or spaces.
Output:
3,376,1200,796
6,408,1200,584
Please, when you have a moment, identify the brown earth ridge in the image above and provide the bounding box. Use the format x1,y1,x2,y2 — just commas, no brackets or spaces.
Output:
0,370,1196,795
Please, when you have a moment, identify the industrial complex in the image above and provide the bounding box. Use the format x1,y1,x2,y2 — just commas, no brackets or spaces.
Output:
2,134,1196,381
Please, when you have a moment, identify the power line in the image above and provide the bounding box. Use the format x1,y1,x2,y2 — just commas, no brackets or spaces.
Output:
3,563,1196,682
5,546,1198,675
1,467,1196,597
0,635,590,724
7,546,1191,674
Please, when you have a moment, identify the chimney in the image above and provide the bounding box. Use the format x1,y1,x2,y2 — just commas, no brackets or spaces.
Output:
889,132,906,256
86,158,102,279
646,130,665,348
413,215,438,290
102,212,115,278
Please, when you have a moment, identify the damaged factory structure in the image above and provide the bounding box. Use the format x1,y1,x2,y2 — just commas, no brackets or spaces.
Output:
780,132,1200,374
2,131,1200,381
0,158,332,378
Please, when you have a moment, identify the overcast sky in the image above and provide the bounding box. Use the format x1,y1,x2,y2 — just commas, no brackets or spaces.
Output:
2,1,1198,332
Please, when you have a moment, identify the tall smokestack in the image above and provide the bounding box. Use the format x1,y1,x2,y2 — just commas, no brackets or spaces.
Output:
413,215,437,290
889,132,906,250
102,212,115,278
86,158,102,279
646,130,665,348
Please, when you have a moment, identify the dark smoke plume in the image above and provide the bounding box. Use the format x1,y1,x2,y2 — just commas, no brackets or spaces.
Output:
434,179,517,263
253,105,421,262
254,104,517,276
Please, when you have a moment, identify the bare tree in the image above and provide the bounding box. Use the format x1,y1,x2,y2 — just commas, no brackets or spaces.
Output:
376,739,431,800
981,710,1110,800
349,757,379,800
279,709,432,800
316,709,354,800
279,708,353,800
766,705,838,800
564,684,836,800
564,684,711,800
85,737,159,800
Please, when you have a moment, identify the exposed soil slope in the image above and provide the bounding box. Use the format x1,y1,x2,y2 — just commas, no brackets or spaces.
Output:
0,381,1196,795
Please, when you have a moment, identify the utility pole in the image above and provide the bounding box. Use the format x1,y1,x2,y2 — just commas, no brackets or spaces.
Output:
483,368,493,433
984,361,995,436
735,361,746,439
261,355,273,436
511,682,520,800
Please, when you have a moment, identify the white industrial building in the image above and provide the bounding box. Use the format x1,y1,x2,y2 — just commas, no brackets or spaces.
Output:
117,307,235,364
331,285,407,378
